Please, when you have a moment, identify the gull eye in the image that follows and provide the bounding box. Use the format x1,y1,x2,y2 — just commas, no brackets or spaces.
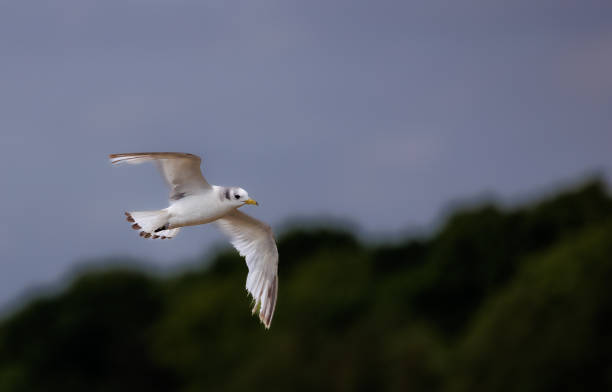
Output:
234,194,240,199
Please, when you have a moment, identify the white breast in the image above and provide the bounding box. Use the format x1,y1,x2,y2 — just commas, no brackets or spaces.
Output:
167,190,235,228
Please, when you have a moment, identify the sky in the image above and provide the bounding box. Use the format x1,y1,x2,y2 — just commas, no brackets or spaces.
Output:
1,0,611,309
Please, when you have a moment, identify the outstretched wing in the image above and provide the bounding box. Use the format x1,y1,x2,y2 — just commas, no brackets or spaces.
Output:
216,210,279,329
109,152,211,201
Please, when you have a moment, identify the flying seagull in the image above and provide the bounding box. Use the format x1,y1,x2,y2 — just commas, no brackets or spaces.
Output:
109,152,278,328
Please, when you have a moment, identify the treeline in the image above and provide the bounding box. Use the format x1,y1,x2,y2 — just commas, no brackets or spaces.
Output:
1,180,611,391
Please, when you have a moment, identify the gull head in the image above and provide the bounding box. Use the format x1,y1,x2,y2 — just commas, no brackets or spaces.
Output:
226,187,259,207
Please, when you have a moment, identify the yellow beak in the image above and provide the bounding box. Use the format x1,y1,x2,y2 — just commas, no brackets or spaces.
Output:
244,198,259,206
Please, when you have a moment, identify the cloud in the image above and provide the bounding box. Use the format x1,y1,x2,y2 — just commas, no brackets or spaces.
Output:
559,31,612,98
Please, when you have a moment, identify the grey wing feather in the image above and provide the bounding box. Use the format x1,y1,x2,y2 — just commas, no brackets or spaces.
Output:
109,152,211,200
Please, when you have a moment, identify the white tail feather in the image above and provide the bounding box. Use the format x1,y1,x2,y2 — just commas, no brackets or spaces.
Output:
124,210,180,239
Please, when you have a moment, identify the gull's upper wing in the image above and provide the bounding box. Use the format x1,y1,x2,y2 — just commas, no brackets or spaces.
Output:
216,210,279,329
109,152,211,200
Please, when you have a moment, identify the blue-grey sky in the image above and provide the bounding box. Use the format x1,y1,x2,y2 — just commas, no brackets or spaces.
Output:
1,0,611,309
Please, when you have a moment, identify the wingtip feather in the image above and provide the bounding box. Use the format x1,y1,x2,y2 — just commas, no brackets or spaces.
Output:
249,274,277,329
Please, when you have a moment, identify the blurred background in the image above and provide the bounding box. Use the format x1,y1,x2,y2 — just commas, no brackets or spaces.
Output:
1,1,611,391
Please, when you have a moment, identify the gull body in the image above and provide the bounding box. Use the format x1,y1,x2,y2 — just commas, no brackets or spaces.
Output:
167,186,241,228
109,152,278,328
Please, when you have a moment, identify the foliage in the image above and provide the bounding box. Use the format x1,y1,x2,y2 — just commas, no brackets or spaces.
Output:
1,180,611,391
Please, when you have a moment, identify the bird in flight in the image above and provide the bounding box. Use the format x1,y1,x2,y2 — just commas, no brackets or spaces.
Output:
109,152,278,328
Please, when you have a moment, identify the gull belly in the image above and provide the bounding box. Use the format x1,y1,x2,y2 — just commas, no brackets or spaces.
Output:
167,192,234,228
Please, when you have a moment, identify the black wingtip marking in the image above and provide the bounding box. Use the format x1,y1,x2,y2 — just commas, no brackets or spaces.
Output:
154,224,169,233
170,192,186,201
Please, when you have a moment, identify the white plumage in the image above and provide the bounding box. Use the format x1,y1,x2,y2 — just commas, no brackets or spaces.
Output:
216,210,279,326
109,152,279,328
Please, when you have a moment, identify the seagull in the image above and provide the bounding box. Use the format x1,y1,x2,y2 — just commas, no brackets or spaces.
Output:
109,152,278,328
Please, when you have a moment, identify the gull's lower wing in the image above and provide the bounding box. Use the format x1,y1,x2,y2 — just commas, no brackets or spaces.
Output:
216,209,279,329
109,152,212,200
